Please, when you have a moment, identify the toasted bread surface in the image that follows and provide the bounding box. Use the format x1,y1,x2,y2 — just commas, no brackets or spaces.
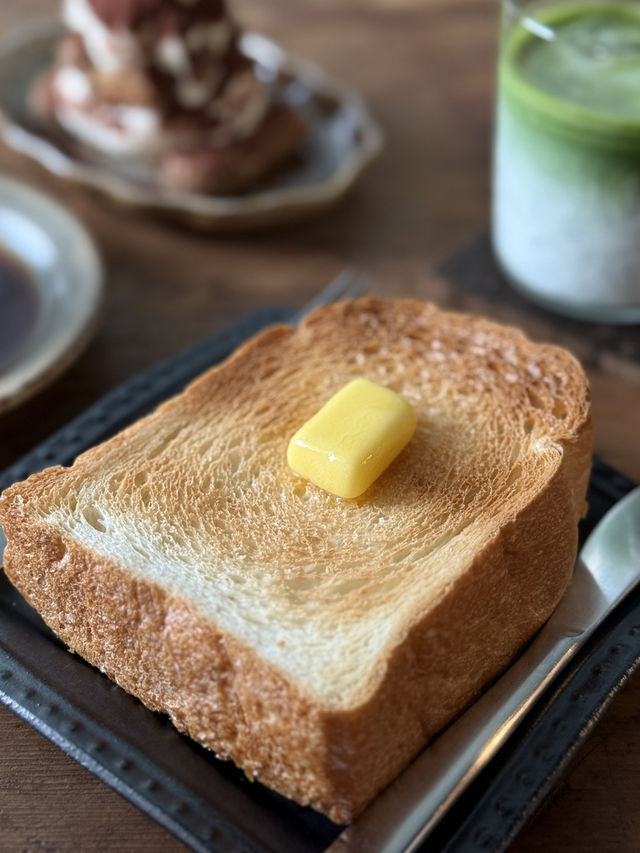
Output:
0,299,592,821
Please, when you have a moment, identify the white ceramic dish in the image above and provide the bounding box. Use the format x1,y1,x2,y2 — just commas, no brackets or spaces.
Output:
0,20,384,231
0,175,103,415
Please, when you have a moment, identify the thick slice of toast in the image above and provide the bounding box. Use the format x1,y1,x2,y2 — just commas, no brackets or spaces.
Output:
0,299,592,822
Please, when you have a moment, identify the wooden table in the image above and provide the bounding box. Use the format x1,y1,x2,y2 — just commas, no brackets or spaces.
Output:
1,1,639,850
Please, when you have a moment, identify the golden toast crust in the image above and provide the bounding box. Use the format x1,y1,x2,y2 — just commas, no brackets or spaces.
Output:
0,299,592,822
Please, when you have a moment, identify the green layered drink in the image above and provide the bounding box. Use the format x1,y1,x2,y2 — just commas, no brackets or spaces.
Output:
493,1,640,322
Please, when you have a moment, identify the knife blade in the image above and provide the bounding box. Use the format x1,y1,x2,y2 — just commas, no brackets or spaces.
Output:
330,486,640,853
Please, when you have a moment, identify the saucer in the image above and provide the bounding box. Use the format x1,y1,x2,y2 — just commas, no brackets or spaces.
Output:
0,175,103,414
0,20,384,231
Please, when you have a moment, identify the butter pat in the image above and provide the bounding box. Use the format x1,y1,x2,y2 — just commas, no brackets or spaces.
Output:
287,378,417,499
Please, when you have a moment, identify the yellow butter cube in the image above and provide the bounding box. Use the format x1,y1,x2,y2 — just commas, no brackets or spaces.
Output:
287,378,417,499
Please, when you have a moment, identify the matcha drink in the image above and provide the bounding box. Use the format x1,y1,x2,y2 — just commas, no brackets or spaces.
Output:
493,1,640,322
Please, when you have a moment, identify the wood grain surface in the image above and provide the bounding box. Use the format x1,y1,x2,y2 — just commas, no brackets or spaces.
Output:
0,1,639,851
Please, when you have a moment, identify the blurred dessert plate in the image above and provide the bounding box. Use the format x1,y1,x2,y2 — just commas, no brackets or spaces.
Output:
0,175,103,415
0,19,384,230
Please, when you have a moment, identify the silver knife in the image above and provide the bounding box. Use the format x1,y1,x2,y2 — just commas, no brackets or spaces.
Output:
330,485,640,853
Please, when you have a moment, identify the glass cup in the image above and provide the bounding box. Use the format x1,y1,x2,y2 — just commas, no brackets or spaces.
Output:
492,0,640,323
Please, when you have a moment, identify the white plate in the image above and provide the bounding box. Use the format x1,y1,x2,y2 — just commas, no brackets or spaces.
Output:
0,20,384,231
0,175,103,414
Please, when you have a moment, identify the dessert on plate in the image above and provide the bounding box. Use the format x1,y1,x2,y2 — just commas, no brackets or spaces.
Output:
31,0,307,194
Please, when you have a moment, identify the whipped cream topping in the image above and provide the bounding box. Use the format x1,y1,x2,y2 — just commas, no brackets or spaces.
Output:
65,0,234,74
88,0,226,31
55,100,165,156
155,34,191,76
184,19,233,56
51,63,165,157
63,0,140,72
52,61,270,157
207,69,270,145
54,66,93,105
176,69,224,109
54,0,273,160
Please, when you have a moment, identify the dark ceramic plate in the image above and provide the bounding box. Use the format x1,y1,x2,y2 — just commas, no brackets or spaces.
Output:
0,307,638,853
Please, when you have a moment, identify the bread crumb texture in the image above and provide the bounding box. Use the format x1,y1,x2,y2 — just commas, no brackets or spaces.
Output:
0,299,592,822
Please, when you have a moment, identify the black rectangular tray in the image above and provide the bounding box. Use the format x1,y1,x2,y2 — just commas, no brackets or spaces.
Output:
0,306,638,853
